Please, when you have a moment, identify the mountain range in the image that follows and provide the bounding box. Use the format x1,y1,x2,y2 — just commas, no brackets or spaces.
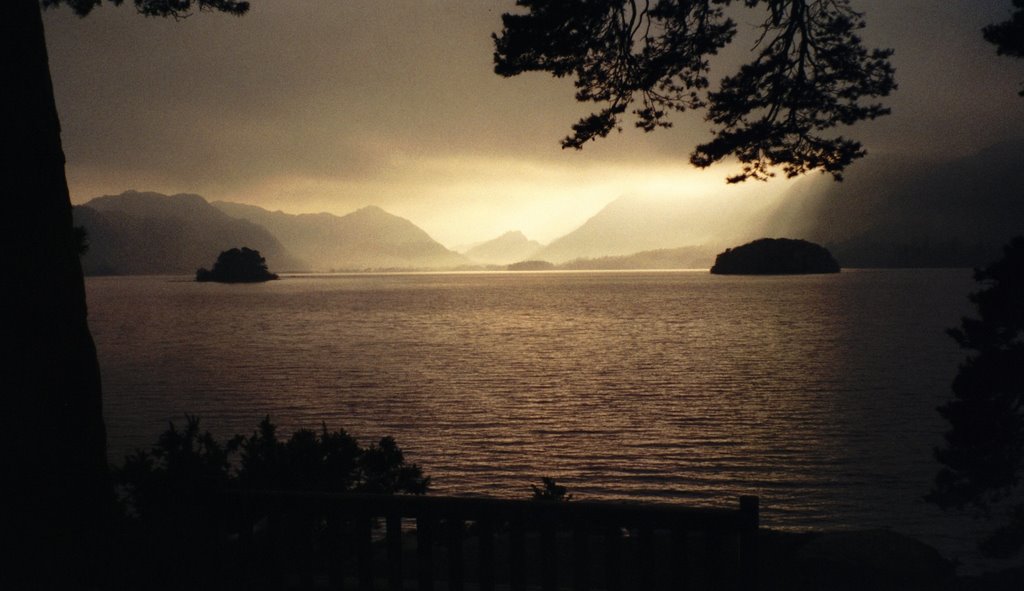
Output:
556,246,717,270
211,201,469,271
73,139,1024,274
460,231,543,266
532,192,763,264
538,139,1024,268
762,139,1024,267
73,191,303,275
74,192,471,274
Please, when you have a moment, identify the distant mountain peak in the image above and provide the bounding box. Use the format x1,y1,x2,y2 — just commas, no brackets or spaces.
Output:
212,201,468,271
464,230,542,265
763,138,1024,268
74,191,304,275
345,205,414,226
86,190,211,216
354,205,386,214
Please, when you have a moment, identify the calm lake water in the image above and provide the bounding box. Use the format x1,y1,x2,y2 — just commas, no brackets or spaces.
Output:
87,269,989,565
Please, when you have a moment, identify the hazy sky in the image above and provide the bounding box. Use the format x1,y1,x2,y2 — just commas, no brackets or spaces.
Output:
44,1,1024,246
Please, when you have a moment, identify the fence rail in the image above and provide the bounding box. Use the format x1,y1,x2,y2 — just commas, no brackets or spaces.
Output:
218,490,759,591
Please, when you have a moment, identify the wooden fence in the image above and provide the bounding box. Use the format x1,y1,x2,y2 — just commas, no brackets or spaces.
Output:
217,491,759,591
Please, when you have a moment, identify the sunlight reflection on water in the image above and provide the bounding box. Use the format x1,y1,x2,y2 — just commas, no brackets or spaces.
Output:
88,269,988,565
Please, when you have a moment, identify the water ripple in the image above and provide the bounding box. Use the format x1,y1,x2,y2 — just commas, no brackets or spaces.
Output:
87,270,984,564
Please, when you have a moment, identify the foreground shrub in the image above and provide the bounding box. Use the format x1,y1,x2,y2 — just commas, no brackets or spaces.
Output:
118,415,428,515
113,416,428,589
929,237,1024,559
235,416,429,494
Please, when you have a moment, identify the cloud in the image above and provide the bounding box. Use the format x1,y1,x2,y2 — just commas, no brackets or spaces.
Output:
45,0,1024,245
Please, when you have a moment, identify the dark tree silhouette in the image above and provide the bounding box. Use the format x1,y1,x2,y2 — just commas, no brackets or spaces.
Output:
531,477,573,502
116,416,428,588
710,237,840,275
493,0,896,182
3,1,246,587
41,0,249,17
196,246,279,282
928,237,1024,558
233,417,430,495
119,416,429,519
985,0,1024,95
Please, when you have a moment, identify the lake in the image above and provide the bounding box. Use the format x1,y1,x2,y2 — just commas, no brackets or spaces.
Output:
87,269,987,566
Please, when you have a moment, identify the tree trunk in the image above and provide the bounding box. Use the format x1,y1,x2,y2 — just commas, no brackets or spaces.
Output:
2,0,111,586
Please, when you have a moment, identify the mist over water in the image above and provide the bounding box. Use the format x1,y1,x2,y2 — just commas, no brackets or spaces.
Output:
88,270,985,564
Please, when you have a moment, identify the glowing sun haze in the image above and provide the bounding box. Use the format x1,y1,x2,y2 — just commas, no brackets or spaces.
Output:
43,0,1024,247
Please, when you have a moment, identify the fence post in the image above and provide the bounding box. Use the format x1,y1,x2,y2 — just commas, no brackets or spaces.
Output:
510,515,526,591
477,518,495,591
218,490,762,591
267,506,285,590
639,524,655,591
387,514,403,591
572,520,589,591
448,517,465,591
671,527,688,590
605,525,621,591
417,511,435,591
357,515,373,591
327,510,346,590
540,514,557,591
739,496,759,591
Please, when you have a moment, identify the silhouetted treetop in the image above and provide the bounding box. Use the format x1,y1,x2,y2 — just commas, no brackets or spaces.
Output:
118,416,430,514
710,237,840,274
41,0,249,18
235,417,430,495
985,0,1024,95
114,416,428,587
929,237,1024,558
196,246,278,282
494,0,896,182
932,241,1024,496
531,477,573,502
986,0,1024,57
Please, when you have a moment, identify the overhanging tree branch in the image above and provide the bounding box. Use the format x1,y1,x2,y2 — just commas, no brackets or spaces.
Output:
493,0,896,183
984,0,1024,96
41,0,249,18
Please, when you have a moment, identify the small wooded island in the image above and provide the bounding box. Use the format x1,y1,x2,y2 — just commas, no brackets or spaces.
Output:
711,238,840,275
196,247,279,282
